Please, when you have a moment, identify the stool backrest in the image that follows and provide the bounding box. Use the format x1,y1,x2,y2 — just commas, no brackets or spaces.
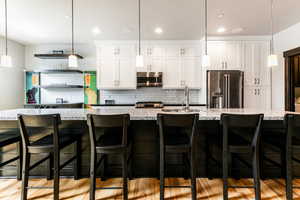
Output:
220,113,264,148
87,114,130,148
285,114,300,146
17,114,61,148
157,113,199,146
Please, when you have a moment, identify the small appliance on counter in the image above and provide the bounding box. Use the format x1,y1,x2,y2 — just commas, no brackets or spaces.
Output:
137,72,162,87
135,101,164,108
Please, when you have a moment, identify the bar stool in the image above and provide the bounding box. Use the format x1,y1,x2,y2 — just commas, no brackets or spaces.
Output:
0,130,22,180
87,114,131,200
18,114,82,200
221,113,264,200
157,113,198,200
285,113,300,200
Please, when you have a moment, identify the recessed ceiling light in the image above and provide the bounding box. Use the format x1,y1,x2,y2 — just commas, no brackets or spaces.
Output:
217,27,226,33
92,27,101,35
231,27,244,34
154,27,163,34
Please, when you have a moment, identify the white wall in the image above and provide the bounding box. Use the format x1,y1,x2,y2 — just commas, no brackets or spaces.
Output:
0,36,25,110
273,21,300,110
25,44,96,70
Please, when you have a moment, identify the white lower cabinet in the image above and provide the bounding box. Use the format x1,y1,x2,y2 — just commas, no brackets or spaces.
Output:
244,86,271,110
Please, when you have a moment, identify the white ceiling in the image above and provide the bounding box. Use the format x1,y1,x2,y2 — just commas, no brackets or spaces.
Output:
0,0,299,45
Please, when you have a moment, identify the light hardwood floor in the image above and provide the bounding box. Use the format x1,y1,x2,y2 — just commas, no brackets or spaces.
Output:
0,178,298,200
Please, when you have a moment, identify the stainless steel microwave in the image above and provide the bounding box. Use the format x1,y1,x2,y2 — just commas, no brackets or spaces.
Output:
137,72,162,87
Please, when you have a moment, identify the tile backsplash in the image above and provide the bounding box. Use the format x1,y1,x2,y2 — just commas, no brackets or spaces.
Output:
100,88,201,104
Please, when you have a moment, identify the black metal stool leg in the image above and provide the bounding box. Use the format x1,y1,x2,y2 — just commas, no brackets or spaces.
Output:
74,139,81,180
90,149,96,200
53,150,60,200
253,155,261,200
286,147,293,200
223,151,229,200
123,152,128,200
191,150,197,200
47,153,53,180
21,151,30,200
17,141,22,181
160,150,165,200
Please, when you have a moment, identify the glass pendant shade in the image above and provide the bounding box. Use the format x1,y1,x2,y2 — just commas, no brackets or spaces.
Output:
1,55,12,67
202,54,211,67
68,54,78,68
268,54,278,67
136,55,144,67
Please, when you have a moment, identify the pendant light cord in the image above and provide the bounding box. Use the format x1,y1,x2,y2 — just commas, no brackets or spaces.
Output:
204,0,208,55
138,0,141,56
270,0,274,55
71,0,74,54
5,0,8,55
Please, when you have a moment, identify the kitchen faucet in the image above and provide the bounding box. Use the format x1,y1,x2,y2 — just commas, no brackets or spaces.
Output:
184,85,190,111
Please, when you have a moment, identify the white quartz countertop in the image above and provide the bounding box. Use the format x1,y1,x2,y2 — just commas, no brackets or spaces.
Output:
0,107,292,121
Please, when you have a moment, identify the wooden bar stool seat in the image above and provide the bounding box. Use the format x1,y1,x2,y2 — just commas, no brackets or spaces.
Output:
157,113,199,200
0,131,22,180
18,114,82,200
221,113,264,200
87,114,131,200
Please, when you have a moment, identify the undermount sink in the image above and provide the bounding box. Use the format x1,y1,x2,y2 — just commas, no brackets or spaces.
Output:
161,108,200,113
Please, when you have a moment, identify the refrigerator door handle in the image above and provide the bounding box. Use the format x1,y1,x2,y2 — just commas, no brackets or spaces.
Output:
224,74,230,108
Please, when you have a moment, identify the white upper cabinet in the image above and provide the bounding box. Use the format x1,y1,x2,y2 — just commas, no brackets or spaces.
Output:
163,45,201,89
97,44,136,90
163,57,181,89
243,41,270,86
207,41,242,70
98,44,135,58
137,45,164,72
181,57,201,89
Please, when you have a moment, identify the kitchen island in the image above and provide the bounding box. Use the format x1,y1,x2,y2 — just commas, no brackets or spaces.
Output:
0,107,292,179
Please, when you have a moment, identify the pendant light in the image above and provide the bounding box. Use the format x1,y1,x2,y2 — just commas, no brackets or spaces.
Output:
136,0,144,67
267,0,278,67
68,0,78,68
202,0,210,67
1,0,12,68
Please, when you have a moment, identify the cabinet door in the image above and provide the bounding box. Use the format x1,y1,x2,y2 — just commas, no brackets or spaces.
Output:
146,46,164,57
97,59,118,89
257,42,270,86
182,57,201,89
163,57,181,89
257,86,271,110
98,46,117,58
224,41,243,70
244,86,271,110
119,58,136,89
150,57,163,72
244,86,259,109
244,42,258,86
243,41,270,86
207,41,226,70
165,46,181,57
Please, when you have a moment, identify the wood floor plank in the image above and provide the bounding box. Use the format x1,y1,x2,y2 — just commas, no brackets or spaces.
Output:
0,178,298,199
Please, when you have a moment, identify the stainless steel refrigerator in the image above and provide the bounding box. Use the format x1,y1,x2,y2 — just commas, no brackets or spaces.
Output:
207,70,244,108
